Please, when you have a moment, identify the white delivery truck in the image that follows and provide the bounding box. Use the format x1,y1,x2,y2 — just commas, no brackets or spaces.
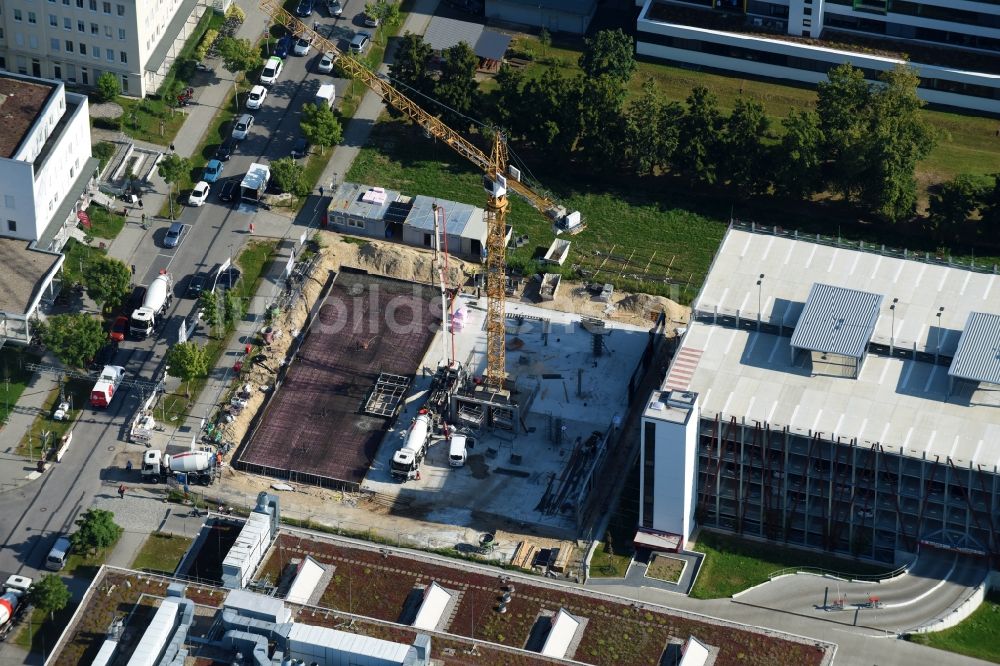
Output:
240,162,271,207
449,434,468,467
129,272,173,338
314,83,336,109
391,412,432,481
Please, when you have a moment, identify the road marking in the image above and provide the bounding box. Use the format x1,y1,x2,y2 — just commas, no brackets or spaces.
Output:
902,427,914,453
760,236,775,261
924,430,937,455
959,272,971,296
949,435,961,460
984,275,995,301
826,249,839,273
767,401,777,424
811,409,824,434
848,252,861,276
805,244,818,269
883,554,958,609
869,256,882,279
923,365,941,393
767,336,782,364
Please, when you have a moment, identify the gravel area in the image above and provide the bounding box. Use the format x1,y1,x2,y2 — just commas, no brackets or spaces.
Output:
89,101,124,118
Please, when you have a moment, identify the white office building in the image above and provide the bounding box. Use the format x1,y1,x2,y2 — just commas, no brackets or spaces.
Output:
0,0,210,97
635,0,1000,113
0,71,96,346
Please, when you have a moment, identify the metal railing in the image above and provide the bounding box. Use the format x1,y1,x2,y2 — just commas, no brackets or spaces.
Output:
768,558,911,583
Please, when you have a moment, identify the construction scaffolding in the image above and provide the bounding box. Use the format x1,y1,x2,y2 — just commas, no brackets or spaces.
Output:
363,373,411,418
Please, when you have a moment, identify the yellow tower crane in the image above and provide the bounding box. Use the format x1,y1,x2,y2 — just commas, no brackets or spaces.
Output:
259,0,582,390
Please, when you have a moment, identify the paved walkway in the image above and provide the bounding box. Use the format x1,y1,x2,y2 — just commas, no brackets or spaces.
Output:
0,368,61,495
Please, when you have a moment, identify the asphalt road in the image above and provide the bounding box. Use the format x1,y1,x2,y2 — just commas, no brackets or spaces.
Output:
0,5,361,581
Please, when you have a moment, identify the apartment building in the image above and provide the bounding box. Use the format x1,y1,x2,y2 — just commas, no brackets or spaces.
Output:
636,0,1000,112
0,71,95,344
641,223,1000,565
0,0,207,98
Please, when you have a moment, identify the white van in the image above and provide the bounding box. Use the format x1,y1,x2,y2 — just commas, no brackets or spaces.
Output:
45,537,71,571
449,434,468,467
314,83,336,109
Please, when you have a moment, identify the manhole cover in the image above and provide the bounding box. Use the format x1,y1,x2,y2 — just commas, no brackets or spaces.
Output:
108,446,115,451
40,507,47,513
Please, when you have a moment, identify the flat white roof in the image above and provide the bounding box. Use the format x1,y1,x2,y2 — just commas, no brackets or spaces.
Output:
224,589,290,624
540,608,580,659
126,599,178,666
412,581,451,631
672,227,1000,467
288,623,412,663
221,512,271,571
679,635,710,666
286,556,325,605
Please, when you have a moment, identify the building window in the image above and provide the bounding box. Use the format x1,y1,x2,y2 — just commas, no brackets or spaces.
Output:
7,221,16,233
15,33,25,48
119,50,126,63
91,22,98,34
32,59,41,77
76,0,84,7
105,25,112,38
51,37,60,51
49,14,57,26
28,12,37,24
4,195,15,208
29,35,38,49
13,9,22,22
102,2,111,14
53,63,62,78
642,421,656,529
65,40,73,52
92,46,100,58
78,19,85,31
81,67,88,84
118,28,125,40
120,74,127,93
64,17,71,30
106,49,113,61
89,0,97,10
80,43,86,55
803,7,812,15
116,4,124,16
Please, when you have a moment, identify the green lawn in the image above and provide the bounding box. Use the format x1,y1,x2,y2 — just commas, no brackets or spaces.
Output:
159,240,277,422
508,34,1000,185
131,532,194,574
690,530,894,599
14,605,75,654
907,592,1000,663
0,348,38,426
347,119,718,299
61,238,107,286
589,543,632,578
16,379,91,459
84,204,125,240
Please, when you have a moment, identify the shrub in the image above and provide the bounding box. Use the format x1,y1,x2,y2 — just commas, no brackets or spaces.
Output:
226,4,246,21
195,29,218,61
93,141,116,171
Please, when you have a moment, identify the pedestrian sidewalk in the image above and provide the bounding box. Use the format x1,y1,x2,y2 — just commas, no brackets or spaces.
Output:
0,358,65,496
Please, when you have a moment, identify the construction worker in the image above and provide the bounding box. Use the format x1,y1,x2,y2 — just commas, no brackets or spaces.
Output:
117,484,126,499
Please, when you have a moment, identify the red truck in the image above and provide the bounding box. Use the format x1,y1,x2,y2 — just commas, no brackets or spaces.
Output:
90,365,126,408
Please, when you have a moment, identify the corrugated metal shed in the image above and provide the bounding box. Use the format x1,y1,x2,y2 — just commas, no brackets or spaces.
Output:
949,311,1000,386
412,582,452,631
423,16,484,53
540,608,580,659
126,599,178,666
288,623,413,665
406,195,485,239
790,282,883,360
286,555,325,605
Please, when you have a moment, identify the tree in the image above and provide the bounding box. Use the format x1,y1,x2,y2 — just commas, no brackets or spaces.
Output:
434,42,479,129
96,71,120,102
578,29,636,82
71,508,123,555
816,63,871,201
773,109,824,198
982,174,1000,230
157,154,191,220
165,341,210,398
40,314,105,369
199,290,221,337
721,98,771,198
539,28,551,58
365,0,399,29
219,37,261,75
521,68,578,150
300,103,343,155
223,290,243,330
28,575,71,621
858,65,937,222
576,74,627,165
493,64,526,137
389,33,435,99
929,173,990,231
270,156,306,195
673,86,722,185
84,256,131,312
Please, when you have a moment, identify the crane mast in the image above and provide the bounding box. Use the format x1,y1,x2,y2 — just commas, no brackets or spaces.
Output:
259,0,574,391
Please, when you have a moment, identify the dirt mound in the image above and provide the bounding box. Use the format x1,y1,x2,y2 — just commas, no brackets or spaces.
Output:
616,293,687,322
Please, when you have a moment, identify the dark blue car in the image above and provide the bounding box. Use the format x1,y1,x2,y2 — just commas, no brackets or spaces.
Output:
295,0,314,17
275,34,293,58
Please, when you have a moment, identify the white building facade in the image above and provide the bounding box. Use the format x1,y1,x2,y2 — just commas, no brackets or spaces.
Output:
636,0,1000,113
0,0,208,97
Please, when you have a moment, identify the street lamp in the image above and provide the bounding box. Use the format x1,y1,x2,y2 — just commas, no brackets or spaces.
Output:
889,298,898,355
756,274,765,330
935,306,945,362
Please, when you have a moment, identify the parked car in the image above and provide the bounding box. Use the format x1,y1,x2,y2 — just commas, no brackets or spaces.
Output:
215,136,237,161
291,137,310,159
349,31,371,54
318,51,335,73
293,37,311,57
362,13,379,27
275,34,293,58
186,273,208,299
232,113,254,140
295,0,314,17
109,315,129,342
164,221,185,247
327,0,343,16
202,159,224,183
218,178,239,203
246,84,267,109
260,56,283,84
189,181,210,206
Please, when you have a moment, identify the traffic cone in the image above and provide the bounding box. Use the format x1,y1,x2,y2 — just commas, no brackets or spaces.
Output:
249,222,255,234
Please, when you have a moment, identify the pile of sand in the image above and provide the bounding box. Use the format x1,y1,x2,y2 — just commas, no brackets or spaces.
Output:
353,239,471,286
615,293,689,324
